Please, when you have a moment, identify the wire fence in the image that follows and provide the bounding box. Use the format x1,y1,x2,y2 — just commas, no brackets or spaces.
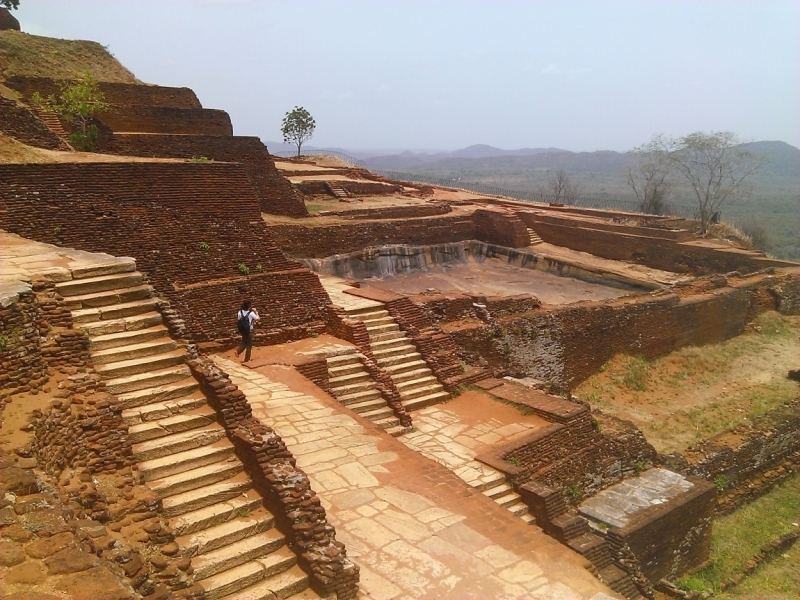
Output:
273,150,701,220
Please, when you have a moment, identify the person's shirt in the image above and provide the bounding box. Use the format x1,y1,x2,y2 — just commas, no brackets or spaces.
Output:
237,309,259,331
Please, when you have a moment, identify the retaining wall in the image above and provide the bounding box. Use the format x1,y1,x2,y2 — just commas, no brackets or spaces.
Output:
96,105,233,135
0,97,70,150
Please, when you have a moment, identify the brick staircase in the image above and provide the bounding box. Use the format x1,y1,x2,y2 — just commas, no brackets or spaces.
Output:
325,181,349,199
345,306,450,412
33,108,71,142
325,350,405,436
527,227,544,246
57,267,315,600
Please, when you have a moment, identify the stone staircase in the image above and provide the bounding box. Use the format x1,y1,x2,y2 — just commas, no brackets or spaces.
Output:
326,181,349,199
57,267,315,600
34,107,72,142
527,227,544,246
345,306,450,412
325,350,405,436
478,471,535,524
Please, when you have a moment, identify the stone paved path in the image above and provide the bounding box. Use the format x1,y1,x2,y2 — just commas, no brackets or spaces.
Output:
214,356,616,600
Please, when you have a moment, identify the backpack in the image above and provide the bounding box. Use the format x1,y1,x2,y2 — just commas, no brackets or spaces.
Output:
237,310,251,335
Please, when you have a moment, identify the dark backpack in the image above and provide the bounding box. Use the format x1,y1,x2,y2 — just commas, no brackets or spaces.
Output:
237,310,251,335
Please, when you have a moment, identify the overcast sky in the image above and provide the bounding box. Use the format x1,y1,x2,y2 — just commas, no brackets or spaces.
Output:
17,0,800,152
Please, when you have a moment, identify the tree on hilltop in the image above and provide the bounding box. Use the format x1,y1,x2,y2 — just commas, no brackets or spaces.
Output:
281,106,316,157
644,132,767,234
626,143,672,215
32,71,108,151
541,168,581,205
1,1,20,10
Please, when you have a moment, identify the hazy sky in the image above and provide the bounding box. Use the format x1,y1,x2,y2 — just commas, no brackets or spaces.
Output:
17,0,800,152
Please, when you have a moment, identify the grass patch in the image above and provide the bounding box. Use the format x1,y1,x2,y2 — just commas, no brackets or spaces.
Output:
678,475,800,595
622,355,650,391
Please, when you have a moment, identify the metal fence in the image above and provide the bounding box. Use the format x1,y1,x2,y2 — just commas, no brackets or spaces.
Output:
273,150,700,219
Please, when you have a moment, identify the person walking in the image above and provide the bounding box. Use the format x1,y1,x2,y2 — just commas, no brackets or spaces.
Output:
235,300,259,362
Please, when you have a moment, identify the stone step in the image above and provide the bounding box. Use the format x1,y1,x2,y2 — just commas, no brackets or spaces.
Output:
327,371,371,387
63,284,153,310
149,458,244,499
390,367,433,384
91,338,178,365
332,387,382,405
395,375,441,392
493,491,522,508
96,350,187,381
70,258,138,280
346,308,388,319
139,442,236,482
383,359,428,375
105,364,192,395
384,425,406,437
327,381,377,397
122,391,208,425
370,338,414,353
133,423,227,462
402,390,450,412
365,323,399,335
193,528,287,580
507,501,529,517
55,271,144,297
359,316,395,327
359,406,394,421
483,483,513,500
374,416,401,430
88,325,171,351
223,564,309,600
72,297,160,323
346,397,388,414
376,351,423,367
162,474,252,519
81,311,164,337
178,509,275,558
325,354,361,367
199,548,299,600
327,363,364,378
368,330,407,343
117,378,200,410
480,473,508,492
170,490,263,537
127,408,217,444
521,513,536,524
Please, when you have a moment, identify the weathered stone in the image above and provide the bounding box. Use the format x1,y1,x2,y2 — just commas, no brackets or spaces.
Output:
25,531,76,558
6,560,47,584
0,540,26,566
45,547,100,574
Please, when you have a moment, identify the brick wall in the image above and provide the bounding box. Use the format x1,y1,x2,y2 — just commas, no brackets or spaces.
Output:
0,162,331,343
5,76,201,108
0,97,70,150
472,208,530,248
99,133,308,217
519,211,692,241
96,105,233,135
0,287,48,403
295,180,402,196
320,202,451,220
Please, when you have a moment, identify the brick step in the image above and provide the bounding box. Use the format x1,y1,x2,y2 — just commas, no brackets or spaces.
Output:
358,406,394,421
95,349,187,380
192,528,287,580
72,297,160,323
402,390,450,412
149,459,244,499
568,533,612,570
483,483,513,499
599,564,641,599
548,512,590,543
223,564,309,600
139,442,236,482
132,423,227,462
506,501,529,517
92,338,177,365
325,353,361,367
63,284,153,310
327,371,371,387
178,508,276,558
88,325,171,351
330,388,382,406
127,407,217,444
117,377,200,410
390,366,433,384
80,311,164,337
55,272,144,297
368,330,407,343
105,364,192,395
327,363,364,377
170,490,263,537
395,375,441,392
199,549,300,600
376,351,423,367
162,474,252,519
122,391,208,425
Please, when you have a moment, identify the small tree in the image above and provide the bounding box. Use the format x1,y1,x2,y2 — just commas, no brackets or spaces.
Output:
1,1,20,10
626,144,672,215
281,106,315,157
542,168,581,205
32,72,108,151
648,132,767,234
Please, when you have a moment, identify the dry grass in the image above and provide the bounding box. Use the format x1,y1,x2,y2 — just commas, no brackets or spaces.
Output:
0,30,139,82
575,312,800,454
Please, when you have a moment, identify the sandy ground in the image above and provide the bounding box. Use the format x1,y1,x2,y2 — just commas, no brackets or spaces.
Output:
574,313,800,454
0,134,185,164
360,255,639,304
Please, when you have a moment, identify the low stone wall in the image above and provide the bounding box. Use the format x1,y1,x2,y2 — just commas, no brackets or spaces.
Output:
0,285,48,404
0,97,70,150
295,180,402,196
188,357,359,599
411,292,541,324
319,202,451,220
520,211,692,241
